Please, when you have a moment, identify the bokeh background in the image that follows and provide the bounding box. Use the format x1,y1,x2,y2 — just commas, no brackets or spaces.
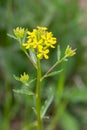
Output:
0,0,87,130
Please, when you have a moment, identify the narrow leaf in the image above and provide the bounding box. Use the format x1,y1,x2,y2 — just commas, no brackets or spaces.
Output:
7,34,17,40
43,116,49,120
41,95,53,119
13,74,20,81
21,78,36,88
29,50,37,64
13,88,34,96
45,69,63,78
28,78,36,86
57,45,61,61
32,107,37,115
64,58,68,61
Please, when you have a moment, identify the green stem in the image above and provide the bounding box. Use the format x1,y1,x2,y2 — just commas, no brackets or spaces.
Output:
36,58,42,130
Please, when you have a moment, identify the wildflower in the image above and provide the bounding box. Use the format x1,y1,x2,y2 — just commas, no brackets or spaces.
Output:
37,26,47,31
43,32,56,48
19,72,29,83
13,27,24,39
37,48,49,59
65,45,76,57
23,26,57,59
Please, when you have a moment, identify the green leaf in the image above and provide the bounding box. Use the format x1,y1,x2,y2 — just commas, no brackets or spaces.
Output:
57,45,61,61
13,88,34,96
20,45,27,53
43,116,49,120
32,107,37,115
29,50,37,64
13,74,20,81
41,95,53,119
23,78,36,87
7,34,17,40
63,58,68,61
28,78,36,86
46,69,63,78
22,78,36,89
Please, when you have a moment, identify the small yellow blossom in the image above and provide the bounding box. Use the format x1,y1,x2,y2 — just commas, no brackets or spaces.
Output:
65,45,76,57
23,26,57,59
13,27,24,39
19,72,29,83
37,49,49,59
37,26,47,31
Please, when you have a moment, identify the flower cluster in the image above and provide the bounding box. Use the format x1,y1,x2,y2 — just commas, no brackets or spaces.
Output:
23,26,57,59
13,27,24,39
19,72,29,83
65,45,76,57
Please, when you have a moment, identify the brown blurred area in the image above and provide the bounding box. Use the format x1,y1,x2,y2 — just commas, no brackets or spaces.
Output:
80,0,87,8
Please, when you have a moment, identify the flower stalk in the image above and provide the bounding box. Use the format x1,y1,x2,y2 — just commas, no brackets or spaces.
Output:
36,58,42,130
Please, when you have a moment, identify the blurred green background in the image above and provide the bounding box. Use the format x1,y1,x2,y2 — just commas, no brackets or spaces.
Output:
0,0,87,130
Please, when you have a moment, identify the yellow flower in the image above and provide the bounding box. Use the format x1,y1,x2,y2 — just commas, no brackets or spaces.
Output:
23,42,31,49
23,26,57,60
37,49,49,59
65,45,76,57
13,27,24,39
37,26,47,31
44,32,56,48
19,72,29,83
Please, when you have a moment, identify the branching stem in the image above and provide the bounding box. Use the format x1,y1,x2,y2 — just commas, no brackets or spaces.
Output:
41,56,67,81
